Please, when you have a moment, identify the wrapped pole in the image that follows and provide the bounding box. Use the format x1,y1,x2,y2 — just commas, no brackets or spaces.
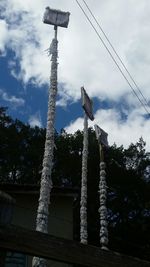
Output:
80,87,94,244
80,112,88,244
32,7,70,266
94,125,109,250
99,146,108,250
32,26,58,267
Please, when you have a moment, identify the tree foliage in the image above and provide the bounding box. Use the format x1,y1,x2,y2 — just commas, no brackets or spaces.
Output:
0,107,150,258
0,107,45,184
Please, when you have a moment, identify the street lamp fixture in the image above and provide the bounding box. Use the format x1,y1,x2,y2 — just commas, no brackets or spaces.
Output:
81,87,94,121
43,7,70,28
94,124,108,147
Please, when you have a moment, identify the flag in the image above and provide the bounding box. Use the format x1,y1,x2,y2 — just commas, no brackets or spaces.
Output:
81,87,94,121
94,124,108,147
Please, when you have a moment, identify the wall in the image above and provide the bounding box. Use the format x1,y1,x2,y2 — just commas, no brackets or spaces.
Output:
7,191,74,267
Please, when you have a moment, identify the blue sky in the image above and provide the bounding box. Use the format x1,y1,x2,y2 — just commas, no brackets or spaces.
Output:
0,0,150,149
0,50,109,130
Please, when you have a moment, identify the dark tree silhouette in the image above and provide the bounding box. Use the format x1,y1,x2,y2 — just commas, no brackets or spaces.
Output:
0,107,150,259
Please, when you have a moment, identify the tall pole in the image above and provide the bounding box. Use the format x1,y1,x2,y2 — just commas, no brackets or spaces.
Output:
80,112,88,244
80,87,94,244
32,26,58,267
99,144,108,250
94,124,109,250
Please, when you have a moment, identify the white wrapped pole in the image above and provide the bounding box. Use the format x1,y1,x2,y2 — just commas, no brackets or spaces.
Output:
99,146,108,250
80,87,94,244
94,124,108,250
80,113,88,244
32,27,58,267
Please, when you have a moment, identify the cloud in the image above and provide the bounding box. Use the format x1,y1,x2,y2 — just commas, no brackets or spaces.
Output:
65,117,83,133
0,89,25,107
0,0,150,102
56,85,73,107
0,20,8,55
65,107,150,151
28,112,42,128
0,0,51,85
0,0,150,149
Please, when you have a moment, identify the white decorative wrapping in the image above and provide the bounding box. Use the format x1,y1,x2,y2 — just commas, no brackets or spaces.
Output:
80,113,88,244
32,31,58,267
98,161,108,249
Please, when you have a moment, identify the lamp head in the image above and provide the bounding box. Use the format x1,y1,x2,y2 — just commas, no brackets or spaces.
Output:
43,7,70,28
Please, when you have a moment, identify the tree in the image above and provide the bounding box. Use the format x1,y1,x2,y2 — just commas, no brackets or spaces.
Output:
105,140,150,257
0,107,45,184
0,107,150,259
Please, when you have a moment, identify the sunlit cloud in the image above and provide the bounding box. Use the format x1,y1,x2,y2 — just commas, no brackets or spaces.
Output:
28,112,42,128
65,107,150,150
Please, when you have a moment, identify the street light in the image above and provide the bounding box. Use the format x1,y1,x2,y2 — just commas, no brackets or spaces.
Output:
43,7,70,28
32,7,70,267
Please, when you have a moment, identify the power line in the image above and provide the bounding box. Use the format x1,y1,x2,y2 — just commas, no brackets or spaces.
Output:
75,0,150,117
81,0,150,113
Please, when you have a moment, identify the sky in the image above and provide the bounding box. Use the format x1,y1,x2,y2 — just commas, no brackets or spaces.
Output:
0,0,150,150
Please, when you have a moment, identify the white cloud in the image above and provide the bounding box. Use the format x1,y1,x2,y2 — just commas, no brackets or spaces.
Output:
0,0,150,148
28,112,42,128
65,117,83,133
0,20,8,55
65,107,150,151
0,89,25,107
0,0,150,101
56,85,73,107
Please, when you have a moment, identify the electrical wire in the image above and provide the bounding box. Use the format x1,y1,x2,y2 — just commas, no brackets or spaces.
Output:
75,0,150,117
81,0,150,112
